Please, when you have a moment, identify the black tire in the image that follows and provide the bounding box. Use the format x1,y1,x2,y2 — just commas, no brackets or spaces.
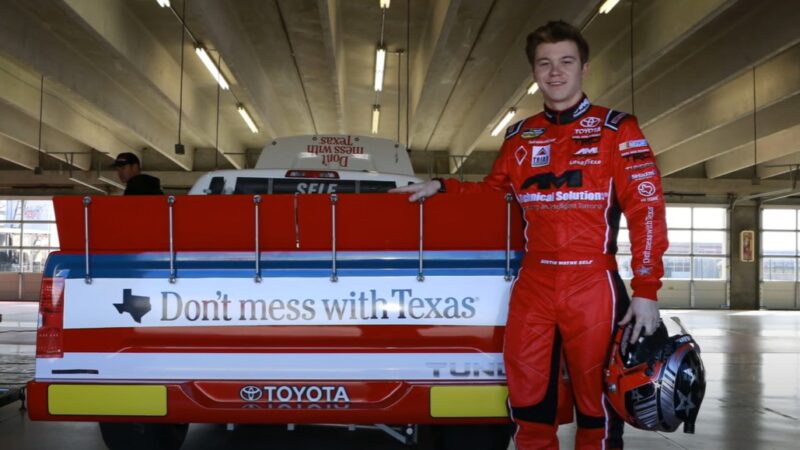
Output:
98,422,189,450
433,424,513,450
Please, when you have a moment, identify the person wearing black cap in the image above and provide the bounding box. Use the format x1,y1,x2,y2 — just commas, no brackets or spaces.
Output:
112,152,163,195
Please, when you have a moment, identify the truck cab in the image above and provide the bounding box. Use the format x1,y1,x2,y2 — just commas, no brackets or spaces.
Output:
189,135,420,195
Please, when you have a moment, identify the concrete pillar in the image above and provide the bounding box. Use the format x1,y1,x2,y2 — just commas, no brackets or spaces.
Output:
729,204,760,309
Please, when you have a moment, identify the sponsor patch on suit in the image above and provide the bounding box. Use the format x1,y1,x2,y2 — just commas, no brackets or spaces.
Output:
521,128,546,139
532,145,551,167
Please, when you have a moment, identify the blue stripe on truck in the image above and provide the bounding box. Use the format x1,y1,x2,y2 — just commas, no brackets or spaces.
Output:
45,250,523,279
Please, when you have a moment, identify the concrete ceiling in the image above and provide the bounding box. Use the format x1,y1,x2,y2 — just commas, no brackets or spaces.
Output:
0,0,799,199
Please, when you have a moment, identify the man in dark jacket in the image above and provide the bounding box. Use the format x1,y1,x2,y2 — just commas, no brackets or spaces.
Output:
112,152,163,195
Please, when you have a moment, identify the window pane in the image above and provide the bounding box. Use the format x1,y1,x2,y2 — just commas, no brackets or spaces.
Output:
762,258,796,281
664,256,691,279
0,200,23,221
666,207,691,228
0,223,22,247
22,223,59,247
762,231,796,256
693,257,726,280
693,208,726,229
20,249,52,273
0,249,20,272
616,255,632,279
616,229,630,254
693,231,726,255
666,230,691,254
23,200,55,221
762,209,796,230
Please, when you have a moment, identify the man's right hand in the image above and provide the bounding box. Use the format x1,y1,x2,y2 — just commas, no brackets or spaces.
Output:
389,180,442,202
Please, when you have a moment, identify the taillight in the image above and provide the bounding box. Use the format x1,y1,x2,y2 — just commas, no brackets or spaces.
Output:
37,277,64,358
285,170,339,179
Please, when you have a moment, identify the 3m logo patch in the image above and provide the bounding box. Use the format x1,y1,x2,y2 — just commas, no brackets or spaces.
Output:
532,145,550,167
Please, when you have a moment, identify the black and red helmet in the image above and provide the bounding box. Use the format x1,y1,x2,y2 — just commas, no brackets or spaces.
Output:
604,318,705,433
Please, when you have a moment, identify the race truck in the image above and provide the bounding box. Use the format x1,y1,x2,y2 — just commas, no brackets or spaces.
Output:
27,136,568,449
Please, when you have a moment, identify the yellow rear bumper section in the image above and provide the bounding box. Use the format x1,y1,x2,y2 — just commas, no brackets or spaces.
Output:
429,385,509,418
48,385,167,416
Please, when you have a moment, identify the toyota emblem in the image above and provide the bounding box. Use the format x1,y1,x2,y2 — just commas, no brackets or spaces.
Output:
240,385,263,402
579,116,601,128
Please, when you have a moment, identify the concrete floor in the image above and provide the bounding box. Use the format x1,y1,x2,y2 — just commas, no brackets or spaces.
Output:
1,302,799,449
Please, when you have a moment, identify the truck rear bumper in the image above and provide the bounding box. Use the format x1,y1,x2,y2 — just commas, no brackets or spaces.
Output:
26,380,510,424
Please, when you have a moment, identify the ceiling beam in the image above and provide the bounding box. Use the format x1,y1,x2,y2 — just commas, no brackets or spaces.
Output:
588,0,735,112
0,101,92,170
191,0,299,138
649,40,800,173
448,0,595,170
407,0,487,151
706,122,800,178
0,57,136,166
0,135,38,170
758,153,800,179
657,91,800,176
407,0,455,141
318,0,347,134
0,170,203,189
56,0,245,169
0,0,194,171
612,0,800,125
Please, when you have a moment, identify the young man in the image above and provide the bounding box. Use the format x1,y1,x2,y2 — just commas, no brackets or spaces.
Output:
112,152,163,195
392,20,667,449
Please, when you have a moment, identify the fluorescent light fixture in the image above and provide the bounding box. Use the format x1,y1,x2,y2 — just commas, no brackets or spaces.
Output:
599,0,620,14
195,46,230,90
371,105,380,134
155,0,170,7
490,108,517,137
237,103,259,133
527,82,539,95
69,177,106,194
380,0,390,8
374,47,386,92
97,175,126,190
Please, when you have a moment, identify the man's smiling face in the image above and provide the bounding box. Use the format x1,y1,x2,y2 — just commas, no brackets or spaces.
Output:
532,40,587,111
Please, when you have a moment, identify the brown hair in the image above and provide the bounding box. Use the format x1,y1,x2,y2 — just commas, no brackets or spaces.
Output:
525,20,589,65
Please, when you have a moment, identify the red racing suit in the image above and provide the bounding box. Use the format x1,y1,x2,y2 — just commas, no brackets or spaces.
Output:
442,95,668,449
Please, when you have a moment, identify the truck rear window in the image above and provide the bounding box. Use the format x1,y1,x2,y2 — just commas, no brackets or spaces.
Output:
233,178,396,195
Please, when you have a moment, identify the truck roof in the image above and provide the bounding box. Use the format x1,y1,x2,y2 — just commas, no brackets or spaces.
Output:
255,135,414,177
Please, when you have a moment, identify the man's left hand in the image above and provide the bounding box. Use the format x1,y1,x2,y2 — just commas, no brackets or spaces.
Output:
618,297,660,344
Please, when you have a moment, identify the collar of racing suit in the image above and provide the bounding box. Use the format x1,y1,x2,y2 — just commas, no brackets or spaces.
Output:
543,94,591,125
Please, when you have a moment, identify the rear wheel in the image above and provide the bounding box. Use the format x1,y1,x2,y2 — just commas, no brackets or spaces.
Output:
98,422,189,450
433,424,513,450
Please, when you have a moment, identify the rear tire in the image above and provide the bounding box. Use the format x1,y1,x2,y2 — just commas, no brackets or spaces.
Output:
98,422,189,450
433,424,513,450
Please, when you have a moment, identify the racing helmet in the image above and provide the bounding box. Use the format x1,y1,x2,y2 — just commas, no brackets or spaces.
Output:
604,318,705,433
